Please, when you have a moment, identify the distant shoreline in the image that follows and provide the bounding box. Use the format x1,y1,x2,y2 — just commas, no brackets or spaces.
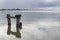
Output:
0,8,60,11
0,9,29,11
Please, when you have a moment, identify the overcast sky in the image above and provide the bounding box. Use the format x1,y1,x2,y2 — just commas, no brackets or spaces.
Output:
0,0,60,8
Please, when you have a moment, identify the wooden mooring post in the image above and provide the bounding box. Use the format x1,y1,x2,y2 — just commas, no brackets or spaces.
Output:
7,14,22,38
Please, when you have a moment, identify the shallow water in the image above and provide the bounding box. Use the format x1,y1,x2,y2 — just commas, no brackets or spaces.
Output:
0,11,60,40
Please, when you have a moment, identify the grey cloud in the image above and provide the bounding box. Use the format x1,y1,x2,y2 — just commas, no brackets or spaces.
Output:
0,0,60,8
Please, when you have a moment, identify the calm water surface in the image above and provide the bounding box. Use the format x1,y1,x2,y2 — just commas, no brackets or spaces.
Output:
0,11,60,40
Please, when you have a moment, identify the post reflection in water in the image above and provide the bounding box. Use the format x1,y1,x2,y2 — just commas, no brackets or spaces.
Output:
7,14,22,38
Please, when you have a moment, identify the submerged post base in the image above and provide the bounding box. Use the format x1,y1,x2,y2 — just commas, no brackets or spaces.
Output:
7,31,21,38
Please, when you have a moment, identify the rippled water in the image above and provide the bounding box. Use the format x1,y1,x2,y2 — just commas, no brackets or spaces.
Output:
0,11,60,40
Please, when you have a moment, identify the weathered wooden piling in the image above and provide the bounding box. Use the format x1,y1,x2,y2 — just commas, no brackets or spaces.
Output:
7,14,11,35
7,14,22,38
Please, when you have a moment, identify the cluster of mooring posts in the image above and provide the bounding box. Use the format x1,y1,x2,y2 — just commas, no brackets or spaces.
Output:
7,14,22,38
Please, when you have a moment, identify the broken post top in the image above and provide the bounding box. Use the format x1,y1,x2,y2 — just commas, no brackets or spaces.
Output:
15,15,21,19
7,14,21,19
7,14,10,18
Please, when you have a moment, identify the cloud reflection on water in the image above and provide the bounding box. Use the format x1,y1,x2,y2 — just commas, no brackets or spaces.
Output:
0,12,60,40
